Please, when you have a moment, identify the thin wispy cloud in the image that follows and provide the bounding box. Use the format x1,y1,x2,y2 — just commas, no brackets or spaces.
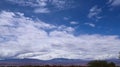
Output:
109,0,120,6
88,5,102,21
63,17,70,20
34,8,50,13
70,21,79,25
85,23,96,27
7,0,75,13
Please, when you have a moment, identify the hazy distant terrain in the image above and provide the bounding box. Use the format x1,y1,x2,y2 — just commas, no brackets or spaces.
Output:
0,58,119,66
0,58,88,66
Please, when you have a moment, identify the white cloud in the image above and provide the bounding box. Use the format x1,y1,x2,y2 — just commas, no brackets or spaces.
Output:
7,0,75,13
110,0,120,6
58,25,75,32
85,23,96,27
7,0,47,7
0,11,120,60
70,21,79,25
88,5,102,21
108,0,113,4
34,8,50,13
51,0,67,9
63,17,69,20
107,0,120,7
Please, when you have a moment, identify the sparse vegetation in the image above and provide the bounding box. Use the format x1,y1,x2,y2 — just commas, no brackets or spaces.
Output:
88,60,116,67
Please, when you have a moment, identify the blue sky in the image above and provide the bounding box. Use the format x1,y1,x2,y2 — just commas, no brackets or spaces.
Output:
0,0,120,60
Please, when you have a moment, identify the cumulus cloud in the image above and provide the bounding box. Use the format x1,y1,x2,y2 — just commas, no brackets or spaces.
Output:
7,0,75,13
88,5,102,21
0,11,120,60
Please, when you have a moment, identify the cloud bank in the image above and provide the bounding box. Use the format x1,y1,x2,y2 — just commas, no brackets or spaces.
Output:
0,11,120,60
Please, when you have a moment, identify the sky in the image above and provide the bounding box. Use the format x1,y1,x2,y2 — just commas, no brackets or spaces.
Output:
0,0,120,60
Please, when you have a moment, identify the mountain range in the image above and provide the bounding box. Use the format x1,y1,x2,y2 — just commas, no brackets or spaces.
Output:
0,58,119,66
